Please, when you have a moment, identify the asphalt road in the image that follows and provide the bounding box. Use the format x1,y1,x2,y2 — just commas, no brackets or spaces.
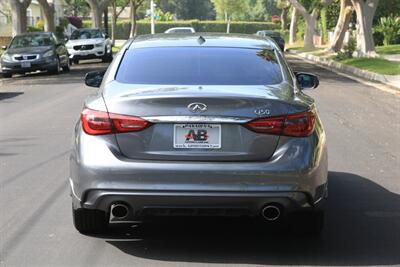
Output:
0,56,399,267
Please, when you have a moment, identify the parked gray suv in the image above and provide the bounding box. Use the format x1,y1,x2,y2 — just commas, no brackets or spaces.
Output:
70,33,328,235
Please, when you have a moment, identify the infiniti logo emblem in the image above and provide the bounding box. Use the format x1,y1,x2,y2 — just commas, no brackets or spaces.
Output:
188,102,207,113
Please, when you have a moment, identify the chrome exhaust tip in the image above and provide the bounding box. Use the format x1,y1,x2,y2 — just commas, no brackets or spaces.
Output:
110,203,129,219
261,205,281,221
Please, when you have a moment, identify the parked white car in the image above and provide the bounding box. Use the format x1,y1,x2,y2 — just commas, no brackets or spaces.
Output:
164,27,196,33
66,28,112,64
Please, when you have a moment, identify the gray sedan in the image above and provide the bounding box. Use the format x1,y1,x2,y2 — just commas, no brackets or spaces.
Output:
0,32,69,78
70,33,328,235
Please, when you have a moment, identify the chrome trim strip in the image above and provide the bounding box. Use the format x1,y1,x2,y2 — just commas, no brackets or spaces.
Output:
142,116,252,123
69,178,81,202
13,54,39,61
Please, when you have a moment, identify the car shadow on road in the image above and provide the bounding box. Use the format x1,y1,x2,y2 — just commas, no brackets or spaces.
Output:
1,65,108,85
0,92,23,101
103,171,400,266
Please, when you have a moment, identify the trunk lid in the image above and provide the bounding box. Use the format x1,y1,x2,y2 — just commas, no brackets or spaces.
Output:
103,82,301,161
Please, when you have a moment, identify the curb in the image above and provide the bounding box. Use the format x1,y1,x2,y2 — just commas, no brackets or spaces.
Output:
287,50,400,90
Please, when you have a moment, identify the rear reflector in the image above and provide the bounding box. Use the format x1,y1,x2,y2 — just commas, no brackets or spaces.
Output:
245,110,316,137
81,108,150,135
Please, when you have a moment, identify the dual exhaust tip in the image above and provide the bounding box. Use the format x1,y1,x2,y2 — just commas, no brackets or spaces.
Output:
110,203,129,219
261,205,282,221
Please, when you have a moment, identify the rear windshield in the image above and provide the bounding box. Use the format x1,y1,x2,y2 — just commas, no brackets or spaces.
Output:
116,47,283,85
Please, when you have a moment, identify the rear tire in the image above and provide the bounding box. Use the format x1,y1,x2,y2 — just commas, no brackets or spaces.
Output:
73,208,108,234
2,73,12,78
62,60,70,72
72,58,79,65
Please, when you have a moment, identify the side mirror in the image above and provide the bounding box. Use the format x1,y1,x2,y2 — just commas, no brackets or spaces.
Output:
64,37,69,43
85,71,105,88
295,72,319,90
104,33,109,39
1,45,7,50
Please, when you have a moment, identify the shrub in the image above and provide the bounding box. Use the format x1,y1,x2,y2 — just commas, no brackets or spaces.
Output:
83,20,280,39
373,30,384,46
376,15,400,46
67,16,83,28
271,15,280,24
334,36,356,60
27,26,43,32
35,20,44,30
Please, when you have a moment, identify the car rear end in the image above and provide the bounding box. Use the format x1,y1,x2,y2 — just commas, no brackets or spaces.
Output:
70,35,327,234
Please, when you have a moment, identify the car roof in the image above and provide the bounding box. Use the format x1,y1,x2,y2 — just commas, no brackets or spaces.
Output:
167,27,195,30
14,32,52,37
130,33,274,50
74,28,101,31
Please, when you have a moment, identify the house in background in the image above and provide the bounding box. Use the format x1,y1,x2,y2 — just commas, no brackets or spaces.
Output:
0,0,64,38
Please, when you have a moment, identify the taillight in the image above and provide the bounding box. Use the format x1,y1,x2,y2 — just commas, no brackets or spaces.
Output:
245,116,285,135
81,108,150,135
283,111,316,137
245,111,315,137
81,109,113,135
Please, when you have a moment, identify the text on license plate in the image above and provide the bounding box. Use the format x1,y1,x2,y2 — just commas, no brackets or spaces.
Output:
174,124,221,149
21,62,31,68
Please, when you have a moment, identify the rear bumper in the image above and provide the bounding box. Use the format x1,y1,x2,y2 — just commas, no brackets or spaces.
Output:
70,186,327,222
70,125,328,219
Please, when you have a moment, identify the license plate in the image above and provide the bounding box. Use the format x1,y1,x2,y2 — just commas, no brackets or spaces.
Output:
174,124,221,149
21,62,31,68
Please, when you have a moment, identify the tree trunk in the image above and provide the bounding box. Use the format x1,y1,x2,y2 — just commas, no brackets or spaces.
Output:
104,8,109,34
288,0,333,48
111,0,117,45
37,0,55,32
9,0,31,36
86,0,110,29
92,6,103,29
281,7,289,31
328,0,352,52
351,0,379,57
303,10,319,49
289,8,298,45
129,0,137,38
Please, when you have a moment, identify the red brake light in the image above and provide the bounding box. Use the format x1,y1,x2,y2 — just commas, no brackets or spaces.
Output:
245,111,316,137
81,108,150,135
81,109,113,135
110,113,150,133
245,116,285,135
283,111,316,137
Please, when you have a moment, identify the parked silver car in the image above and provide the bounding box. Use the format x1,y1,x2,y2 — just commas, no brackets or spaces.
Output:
70,33,328,235
164,27,196,33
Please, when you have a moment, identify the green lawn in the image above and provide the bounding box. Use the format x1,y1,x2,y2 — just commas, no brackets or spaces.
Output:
338,57,400,75
112,46,121,53
376,44,400,55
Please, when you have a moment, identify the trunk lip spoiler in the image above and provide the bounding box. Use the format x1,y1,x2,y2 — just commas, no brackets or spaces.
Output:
142,115,252,124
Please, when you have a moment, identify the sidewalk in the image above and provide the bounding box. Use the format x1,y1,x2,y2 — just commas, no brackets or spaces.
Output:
114,39,128,47
287,50,400,90
383,54,400,62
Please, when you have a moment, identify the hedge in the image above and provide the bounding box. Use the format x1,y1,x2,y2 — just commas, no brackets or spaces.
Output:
82,20,279,39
